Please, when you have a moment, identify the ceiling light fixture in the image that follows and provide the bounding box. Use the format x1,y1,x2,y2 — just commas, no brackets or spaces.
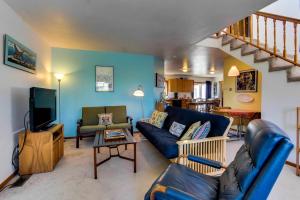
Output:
181,68,189,73
228,65,240,77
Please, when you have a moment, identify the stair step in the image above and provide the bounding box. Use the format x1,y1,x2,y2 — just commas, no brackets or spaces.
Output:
241,44,258,56
222,35,234,46
287,67,300,82
268,57,294,72
210,32,225,39
254,50,272,63
230,39,245,50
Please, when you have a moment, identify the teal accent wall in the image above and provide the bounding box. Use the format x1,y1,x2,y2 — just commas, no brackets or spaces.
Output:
52,48,163,137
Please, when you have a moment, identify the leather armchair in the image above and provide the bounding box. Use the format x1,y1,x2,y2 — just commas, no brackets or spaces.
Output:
145,119,293,200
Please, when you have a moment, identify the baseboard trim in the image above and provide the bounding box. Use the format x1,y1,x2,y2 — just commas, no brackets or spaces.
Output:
0,170,17,191
64,136,76,139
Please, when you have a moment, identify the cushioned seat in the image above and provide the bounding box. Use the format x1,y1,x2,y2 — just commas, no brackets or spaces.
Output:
77,105,133,148
136,106,232,161
145,120,294,200
106,123,131,129
145,163,219,200
79,125,106,133
136,121,178,159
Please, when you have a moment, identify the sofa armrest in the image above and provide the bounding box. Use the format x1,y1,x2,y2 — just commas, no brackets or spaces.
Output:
176,136,228,145
140,118,151,123
127,116,133,124
176,136,228,174
187,155,225,169
150,184,197,200
77,119,83,127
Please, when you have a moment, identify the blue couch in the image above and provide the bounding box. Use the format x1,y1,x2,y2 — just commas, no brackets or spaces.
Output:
136,106,232,159
145,119,293,200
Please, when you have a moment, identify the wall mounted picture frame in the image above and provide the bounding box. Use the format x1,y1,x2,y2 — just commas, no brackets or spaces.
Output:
95,66,114,92
236,69,258,93
155,73,165,88
3,34,37,74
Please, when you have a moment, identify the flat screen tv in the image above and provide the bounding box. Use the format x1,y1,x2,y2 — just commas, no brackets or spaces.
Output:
30,87,56,132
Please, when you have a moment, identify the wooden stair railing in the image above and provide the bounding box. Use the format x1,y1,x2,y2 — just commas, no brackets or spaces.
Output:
222,11,300,67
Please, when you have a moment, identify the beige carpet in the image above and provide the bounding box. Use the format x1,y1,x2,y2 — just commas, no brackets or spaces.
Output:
0,134,299,200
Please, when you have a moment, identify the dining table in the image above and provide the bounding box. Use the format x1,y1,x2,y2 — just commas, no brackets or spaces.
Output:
217,108,261,139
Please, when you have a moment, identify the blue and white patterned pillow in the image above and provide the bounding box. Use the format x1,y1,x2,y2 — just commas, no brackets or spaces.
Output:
169,121,186,137
192,121,211,140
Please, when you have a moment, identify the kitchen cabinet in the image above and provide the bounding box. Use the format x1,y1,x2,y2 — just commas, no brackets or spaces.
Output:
168,79,194,92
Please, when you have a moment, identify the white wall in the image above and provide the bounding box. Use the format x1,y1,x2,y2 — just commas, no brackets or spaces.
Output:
198,37,300,163
0,0,51,182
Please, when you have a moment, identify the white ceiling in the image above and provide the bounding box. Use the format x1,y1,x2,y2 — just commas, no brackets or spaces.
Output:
4,0,275,76
165,46,229,77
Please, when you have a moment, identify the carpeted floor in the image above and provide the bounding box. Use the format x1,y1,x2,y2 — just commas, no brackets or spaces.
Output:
0,134,299,200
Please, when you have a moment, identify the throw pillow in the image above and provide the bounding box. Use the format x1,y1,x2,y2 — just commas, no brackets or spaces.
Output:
169,122,186,137
192,121,211,140
180,121,201,141
150,110,168,128
98,113,113,125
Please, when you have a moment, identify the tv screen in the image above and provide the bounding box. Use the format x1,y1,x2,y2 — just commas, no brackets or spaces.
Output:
30,87,56,131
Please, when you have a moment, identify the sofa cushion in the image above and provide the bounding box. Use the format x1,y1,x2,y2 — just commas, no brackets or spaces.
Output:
180,121,201,141
169,121,186,137
80,125,106,133
136,121,178,159
163,106,230,138
106,123,131,129
150,110,168,128
145,163,219,200
219,119,293,199
98,113,113,125
82,107,105,126
105,106,127,123
192,121,211,140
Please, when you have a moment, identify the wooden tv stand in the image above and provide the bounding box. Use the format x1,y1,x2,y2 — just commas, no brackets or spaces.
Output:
18,124,64,175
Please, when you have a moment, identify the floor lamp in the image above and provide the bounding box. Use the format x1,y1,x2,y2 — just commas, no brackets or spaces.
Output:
55,73,64,123
133,85,145,119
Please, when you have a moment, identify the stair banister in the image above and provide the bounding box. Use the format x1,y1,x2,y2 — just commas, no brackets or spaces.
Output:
221,11,300,67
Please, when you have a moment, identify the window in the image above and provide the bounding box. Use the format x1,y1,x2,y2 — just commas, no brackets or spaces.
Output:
194,83,206,99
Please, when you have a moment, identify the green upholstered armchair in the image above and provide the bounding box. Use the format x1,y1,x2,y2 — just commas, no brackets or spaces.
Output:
76,105,133,148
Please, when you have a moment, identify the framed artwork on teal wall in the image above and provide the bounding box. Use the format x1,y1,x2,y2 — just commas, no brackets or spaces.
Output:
155,73,165,88
95,66,114,92
3,34,37,74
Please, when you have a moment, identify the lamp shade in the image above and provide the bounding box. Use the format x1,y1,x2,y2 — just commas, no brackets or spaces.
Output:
133,85,144,97
55,73,64,81
228,65,240,77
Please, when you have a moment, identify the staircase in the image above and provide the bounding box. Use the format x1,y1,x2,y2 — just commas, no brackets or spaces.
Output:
213,11,300,82
220,34,300,82
199,11,300,165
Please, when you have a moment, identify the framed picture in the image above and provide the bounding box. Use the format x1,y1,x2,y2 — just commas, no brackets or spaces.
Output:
155,73,165,88
236,69,258,92
3,34,37,74
95,66,114,92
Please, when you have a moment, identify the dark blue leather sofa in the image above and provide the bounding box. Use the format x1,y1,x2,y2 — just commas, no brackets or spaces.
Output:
136,106,231,159
145,119,293,200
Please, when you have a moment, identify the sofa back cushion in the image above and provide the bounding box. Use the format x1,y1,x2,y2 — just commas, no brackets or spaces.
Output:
105,105,127,123
218,120,293,199
163,106,230,138
82,107,105,126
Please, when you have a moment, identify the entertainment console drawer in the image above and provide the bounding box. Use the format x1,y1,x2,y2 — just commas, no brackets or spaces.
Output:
18,124,64,175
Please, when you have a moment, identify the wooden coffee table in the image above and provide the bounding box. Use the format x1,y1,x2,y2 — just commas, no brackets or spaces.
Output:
93,128,137,179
